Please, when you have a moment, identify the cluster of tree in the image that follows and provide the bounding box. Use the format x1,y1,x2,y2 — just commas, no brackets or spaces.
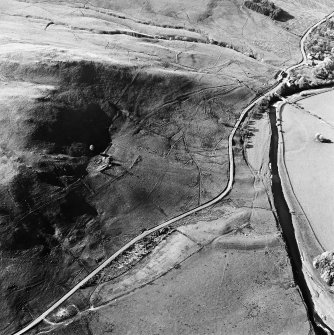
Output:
306,19,334,58
314,56,334,80
244,0,283,20
273,74,312,97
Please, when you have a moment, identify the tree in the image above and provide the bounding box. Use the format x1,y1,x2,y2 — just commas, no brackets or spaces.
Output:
244,0,285,21
297,76,309,90
314,65,328,80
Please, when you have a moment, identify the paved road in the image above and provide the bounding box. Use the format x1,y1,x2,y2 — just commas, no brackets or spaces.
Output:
289,11,334,73
12,9,334,335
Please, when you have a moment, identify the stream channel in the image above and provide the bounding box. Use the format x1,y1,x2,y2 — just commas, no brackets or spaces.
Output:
268,105,330,335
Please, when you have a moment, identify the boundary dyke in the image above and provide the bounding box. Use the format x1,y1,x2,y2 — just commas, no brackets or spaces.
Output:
10,62,282,335
10,8,334,335
276,88,334,333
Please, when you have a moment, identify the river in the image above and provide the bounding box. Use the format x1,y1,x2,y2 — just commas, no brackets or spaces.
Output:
271,88,334,334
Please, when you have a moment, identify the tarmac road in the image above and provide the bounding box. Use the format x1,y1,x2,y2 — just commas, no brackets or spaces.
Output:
11,9,334,335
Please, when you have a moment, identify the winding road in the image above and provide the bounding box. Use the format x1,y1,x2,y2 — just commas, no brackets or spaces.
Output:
12,9,334,335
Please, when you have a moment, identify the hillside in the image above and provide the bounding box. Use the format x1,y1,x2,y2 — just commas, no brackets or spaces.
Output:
0,1,333,334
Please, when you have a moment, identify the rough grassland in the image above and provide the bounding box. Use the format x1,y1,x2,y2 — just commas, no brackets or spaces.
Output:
0,0,333,334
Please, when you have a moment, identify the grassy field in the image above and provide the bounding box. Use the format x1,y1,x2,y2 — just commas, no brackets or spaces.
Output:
0,0,333,334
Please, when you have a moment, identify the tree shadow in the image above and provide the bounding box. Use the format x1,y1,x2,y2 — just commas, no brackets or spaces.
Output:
277,10,294,22
252,112,264,120
242,112,266,149
320,139,333,144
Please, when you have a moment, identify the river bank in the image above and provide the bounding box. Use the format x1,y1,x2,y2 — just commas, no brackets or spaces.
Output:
4,1,334,334
275,87,334,333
